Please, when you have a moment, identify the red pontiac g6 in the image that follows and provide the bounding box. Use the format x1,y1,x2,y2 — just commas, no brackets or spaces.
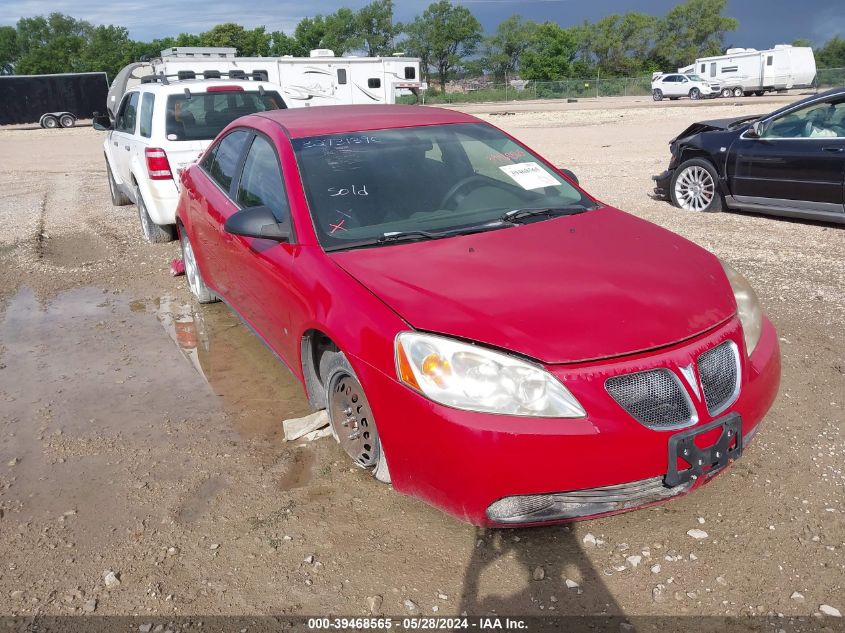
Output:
175,105,781,526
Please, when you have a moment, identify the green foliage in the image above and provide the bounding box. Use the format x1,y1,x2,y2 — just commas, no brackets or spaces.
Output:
200,23,271,56
80,25,134,81
816,36,845,69
585,12,660,75
520,22,581,81
15,13,92,74
405,0,482,91
479,15,537,81
356,0,401,57
269,31,304,57
654,0,738,69
0,26,17,74
293,8,361,56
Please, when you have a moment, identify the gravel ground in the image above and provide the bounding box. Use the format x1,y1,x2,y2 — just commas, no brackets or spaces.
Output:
0,97,843,620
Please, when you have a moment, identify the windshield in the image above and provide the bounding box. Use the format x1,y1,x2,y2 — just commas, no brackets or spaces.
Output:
165,90,285,141
686,74,704,82
293,123,595,250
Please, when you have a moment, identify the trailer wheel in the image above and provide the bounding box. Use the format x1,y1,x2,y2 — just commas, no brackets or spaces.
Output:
721,88,732,98
42,115,59,129
733,88,743,97
59,114,76,128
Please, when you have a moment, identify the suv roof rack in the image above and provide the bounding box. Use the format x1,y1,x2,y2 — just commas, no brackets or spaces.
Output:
141,70,270,84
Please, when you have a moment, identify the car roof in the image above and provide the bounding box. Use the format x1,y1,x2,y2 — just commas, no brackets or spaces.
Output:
252,105,482,139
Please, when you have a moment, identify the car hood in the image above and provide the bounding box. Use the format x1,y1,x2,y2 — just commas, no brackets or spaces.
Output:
672,115,760,142
330,207,736,364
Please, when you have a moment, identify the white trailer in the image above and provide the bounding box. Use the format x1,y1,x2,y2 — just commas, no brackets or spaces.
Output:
678,45,816,98
107,47,423,117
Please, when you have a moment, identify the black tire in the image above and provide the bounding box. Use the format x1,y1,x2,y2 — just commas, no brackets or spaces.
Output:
721,88,732,98
105,156,131,206
733,87,743,98
58,114,75,128
42,115,58,129
321,350,391,483
754,90,765,97
669,97,680,101
652,89,663,101
180,228,219,304
689,88,701,100
669,158,723,213
136,185,176,243
743,91,753,97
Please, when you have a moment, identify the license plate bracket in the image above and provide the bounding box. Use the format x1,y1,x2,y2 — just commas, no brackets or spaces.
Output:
665,414,742,487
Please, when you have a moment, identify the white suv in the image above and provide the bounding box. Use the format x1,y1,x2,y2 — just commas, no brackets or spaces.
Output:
95,78,287,242
651,73,715,102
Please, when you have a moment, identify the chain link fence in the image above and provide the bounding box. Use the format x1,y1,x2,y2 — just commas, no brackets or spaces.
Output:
402,67,845,105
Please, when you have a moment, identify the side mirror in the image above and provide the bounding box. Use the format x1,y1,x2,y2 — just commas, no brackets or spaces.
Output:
746,121,764,138
559,168,579,185
224,205,290,242
92,113,112,131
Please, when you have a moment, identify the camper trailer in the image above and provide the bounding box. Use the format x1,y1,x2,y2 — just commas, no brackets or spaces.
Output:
108,47,423,117
1,72,109,127
678,45,816,97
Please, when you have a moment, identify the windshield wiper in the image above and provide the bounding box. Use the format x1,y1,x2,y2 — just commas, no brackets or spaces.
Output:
377,230,440,243
500,205,590,223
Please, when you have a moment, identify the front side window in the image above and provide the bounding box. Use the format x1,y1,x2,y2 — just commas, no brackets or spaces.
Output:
236,135,290,223
293,123,595,251
139,92,155,138
165,90,286,141
762,99,845,139
202,129,251,192
115,92,140,134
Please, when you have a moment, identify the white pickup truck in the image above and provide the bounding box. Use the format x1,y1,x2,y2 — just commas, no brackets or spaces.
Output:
94,76,287,242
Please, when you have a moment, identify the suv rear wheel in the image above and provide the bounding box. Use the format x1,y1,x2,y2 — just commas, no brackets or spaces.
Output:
136,185,176,243
105,156,131,206
670,158,722,213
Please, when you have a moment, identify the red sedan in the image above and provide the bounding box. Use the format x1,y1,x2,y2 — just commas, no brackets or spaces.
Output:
175,105,780,526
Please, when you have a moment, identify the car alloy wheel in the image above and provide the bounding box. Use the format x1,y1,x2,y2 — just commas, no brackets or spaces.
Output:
673,165,715,212
180,231,217,303
652,89,663,101
689,88,701,100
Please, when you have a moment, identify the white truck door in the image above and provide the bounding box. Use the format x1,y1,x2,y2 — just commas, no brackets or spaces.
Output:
350,63,385,104
333,64,354,104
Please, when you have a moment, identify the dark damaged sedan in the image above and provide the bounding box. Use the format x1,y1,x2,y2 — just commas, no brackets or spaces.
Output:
654,87,845,224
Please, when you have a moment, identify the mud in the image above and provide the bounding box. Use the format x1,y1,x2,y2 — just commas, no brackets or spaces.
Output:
0,98,843,618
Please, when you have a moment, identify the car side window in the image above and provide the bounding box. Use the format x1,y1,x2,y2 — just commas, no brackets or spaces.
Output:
115,92,140,134
202,129,251,193
763,99,845,139
236,135,291,224
139,93,155,138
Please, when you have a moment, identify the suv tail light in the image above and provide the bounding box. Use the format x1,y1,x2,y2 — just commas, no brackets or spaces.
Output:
145,148,173,180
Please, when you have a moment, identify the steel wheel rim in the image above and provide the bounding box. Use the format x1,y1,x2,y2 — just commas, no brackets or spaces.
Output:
44,118,57,128
722,88,731,98
329,373,379,468
733,88,742,97
182,236,202,297
674,166,715,212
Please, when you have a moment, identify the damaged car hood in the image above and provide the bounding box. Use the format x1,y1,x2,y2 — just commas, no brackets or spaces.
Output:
672,115,760,142
330,208,736,364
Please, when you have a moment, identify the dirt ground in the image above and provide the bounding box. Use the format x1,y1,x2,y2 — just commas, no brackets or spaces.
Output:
0,95,843,621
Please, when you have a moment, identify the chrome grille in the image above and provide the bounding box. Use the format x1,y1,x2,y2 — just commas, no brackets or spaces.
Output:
698,341,740,416
606,369,694,429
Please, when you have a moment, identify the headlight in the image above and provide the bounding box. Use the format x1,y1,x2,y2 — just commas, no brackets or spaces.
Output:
395,332,585,418
720,260,763,355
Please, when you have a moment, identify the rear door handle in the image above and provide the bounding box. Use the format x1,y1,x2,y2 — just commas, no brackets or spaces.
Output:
821,146,843,153
124,145,130,151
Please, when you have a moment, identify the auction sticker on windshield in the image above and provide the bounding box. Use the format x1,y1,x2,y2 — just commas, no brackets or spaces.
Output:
499,162,560,190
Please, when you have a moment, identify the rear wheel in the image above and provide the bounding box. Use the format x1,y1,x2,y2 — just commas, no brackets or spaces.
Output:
136,185,176,243
652,89,663,101
58,114,75,128
105,156,131,206
670,158,722,213
322,351,390,483
732,87,743,97
180,228,219,304
41,115,58,129
689,88,701,100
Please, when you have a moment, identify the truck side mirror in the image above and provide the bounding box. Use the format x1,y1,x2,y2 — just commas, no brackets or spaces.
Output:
92,113,112,131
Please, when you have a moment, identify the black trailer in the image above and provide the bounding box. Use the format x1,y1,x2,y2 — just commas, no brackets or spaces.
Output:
0,72,109,128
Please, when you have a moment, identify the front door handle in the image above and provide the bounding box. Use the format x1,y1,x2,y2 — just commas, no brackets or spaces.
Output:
821,146,843,153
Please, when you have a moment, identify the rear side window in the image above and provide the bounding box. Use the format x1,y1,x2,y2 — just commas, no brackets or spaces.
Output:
337,69,347,85
139,93,155,138
115,92,140,133
236,135,290,224
368,78,381,89
202,129,250,193
165,90,286,141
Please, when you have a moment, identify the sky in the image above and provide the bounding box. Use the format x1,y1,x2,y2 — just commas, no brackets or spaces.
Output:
1,0,843,48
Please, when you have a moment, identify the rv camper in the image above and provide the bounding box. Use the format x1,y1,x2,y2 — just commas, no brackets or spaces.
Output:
108,47,424,118
678,45,816,97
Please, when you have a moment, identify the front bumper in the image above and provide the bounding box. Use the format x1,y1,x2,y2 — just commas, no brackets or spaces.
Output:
352,316,780,527
652,168,674,200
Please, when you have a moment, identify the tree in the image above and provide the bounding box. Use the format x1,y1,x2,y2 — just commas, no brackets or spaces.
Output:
654,0,738,69
520,22,582,81
294,9,360,55
0,26,17,74
405,0,482,92
15,13,92,74
269,31,304,57
480,15,536,80
356,0,401,56
80,25,134,80
816,36,845,69
791,38,812,48
584,12,660,76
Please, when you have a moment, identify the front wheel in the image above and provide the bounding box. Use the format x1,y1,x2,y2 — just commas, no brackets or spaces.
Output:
323,351,391,483
670,159,722,213
689,88,701,100
136,186,176,243
180,228,219,304
652,89,663,101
